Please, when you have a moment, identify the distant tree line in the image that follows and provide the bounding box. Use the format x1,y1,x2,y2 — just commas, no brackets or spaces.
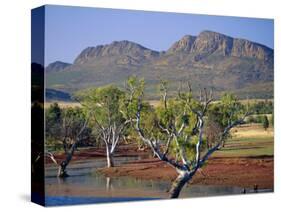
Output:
246,114,273,126
250,100,273,114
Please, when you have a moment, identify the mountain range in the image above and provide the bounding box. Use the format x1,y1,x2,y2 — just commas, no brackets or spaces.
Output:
46,30,274,100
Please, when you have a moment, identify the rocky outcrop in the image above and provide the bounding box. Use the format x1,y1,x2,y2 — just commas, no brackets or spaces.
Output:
191,31,233,57
231,38,273,61
167,30,273,61
167,35,196,53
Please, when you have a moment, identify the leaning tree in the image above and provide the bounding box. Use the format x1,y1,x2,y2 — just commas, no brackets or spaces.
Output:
76,85,130,168
45,104,91,177
125,77,249,198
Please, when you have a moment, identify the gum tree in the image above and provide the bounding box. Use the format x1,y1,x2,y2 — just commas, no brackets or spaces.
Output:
76,85,130,168
126,77,249,198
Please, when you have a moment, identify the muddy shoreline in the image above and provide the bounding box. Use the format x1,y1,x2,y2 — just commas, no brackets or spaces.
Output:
46,144,149,164
98,156,273,189
46,144,273,190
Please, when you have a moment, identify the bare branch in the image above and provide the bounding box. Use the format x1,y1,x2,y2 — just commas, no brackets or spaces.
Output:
177,123,186,136
158,122,172,135
163,135,173,156
45,152,58,165
35,152,58,166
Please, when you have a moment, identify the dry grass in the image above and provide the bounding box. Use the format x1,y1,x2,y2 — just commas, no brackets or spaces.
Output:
232,124,274,138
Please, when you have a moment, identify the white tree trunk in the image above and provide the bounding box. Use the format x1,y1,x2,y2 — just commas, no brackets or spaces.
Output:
169,171,196,198
169,174,188,198
106,145,114,168
106,177,112,191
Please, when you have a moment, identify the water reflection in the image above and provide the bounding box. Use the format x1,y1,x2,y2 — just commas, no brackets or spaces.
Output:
106,177,113,191
45,156,244,199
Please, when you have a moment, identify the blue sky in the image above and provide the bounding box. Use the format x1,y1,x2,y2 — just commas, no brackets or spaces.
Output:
44,5,274,65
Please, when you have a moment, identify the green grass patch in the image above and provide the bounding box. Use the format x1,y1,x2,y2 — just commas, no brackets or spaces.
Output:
213,134,273,158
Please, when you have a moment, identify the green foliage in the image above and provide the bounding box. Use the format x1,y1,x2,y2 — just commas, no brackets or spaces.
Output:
121,76,145,120
75,85,131,154
246,114,272,125
46,102,62,141
45,103,92,150
208,93,244,128
131,86,245,165
75,85,125,128
121,76,163,146
220,93,244,126
124,78,206,164
250,100,273,114
156,99,197,135
205,93,246,149
242,100,273,124
62,107,89,138
246,115,256,124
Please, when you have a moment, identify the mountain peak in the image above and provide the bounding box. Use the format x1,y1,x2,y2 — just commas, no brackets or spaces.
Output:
166,30,273,61
191,30,233,56
74,40,159,65
46,61,72,72
167,35,196,53
198,30,229,37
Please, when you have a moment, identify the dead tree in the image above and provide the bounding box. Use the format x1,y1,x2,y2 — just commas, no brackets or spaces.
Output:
57,115,90,177
128,78,249,198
